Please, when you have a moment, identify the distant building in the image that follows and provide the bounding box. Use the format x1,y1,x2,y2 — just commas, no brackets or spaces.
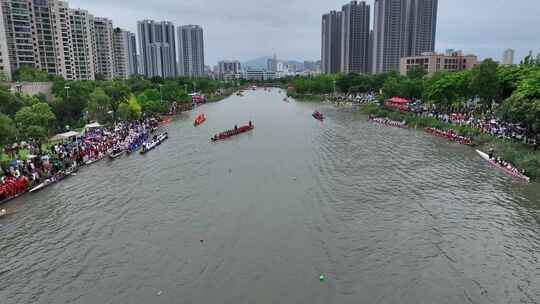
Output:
69,8,96,80
93,17,115,80
373,0,438,73
138,20,177,78
303,60,321,72
0,2,11,81
1,0,75,79
177,25,205,77
112,28,129,79
321,10,342,74
218,60,241,80
127,32,138,76
502,49,515,65
267,54,278,72
245,69,276,81
341,1,370,74
400,50,477,76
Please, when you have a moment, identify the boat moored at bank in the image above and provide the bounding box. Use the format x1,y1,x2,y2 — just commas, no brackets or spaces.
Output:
476,150,530,182
141,132,169,154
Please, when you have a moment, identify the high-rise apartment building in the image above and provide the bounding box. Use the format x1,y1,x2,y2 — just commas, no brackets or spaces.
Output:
502,49,515,65
402,0,438,58
93,17,114,80
127,32,138,75
1,0,35,72
0,2,11,80
0,0,133,80
321,10,342,74
69,8,95,80
0,0,76,79
55,0,75,80
137,20,177,78
341,1,370,73
112,28,129,79
372,0,407,73
372,0,438,73
177,25,205,77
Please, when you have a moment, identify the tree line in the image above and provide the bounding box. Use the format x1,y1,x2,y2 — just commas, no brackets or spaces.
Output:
0,72,238,146
288,59,540,136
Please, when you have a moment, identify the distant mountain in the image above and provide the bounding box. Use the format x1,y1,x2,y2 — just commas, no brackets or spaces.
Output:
242,56,272,70
242,57,308,70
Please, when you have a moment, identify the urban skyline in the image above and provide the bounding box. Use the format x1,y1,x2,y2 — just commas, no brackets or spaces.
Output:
65,0,540,66
0,0,537,82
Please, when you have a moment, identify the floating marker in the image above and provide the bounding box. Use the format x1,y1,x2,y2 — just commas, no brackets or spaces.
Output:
157,290,163,296
319,274,325,282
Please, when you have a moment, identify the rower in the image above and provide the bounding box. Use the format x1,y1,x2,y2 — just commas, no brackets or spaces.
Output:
249,120,252,127
488,148,495,159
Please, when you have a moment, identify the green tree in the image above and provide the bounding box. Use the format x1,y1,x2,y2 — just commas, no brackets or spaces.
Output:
50,80,95,129
424,71,471,110
0,88,24,117
15,102,56,141
86,87,112,122
102,81,130,114
498,69,540,134
12,66,50,82
0,113,17,145
407,66,427,80
117,96,141,121
469,59,500,109
137,89,164,114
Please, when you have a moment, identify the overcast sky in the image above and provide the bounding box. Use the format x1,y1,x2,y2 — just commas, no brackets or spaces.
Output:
69,0,539,66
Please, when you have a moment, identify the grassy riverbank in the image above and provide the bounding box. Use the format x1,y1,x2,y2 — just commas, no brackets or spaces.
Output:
361,103,540,181
207,89,237,103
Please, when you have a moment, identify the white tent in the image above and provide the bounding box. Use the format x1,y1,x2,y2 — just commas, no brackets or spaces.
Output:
51,131,80,141
84,122,101,129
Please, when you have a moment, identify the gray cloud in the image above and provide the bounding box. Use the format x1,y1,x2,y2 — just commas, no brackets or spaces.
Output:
70,0,540,65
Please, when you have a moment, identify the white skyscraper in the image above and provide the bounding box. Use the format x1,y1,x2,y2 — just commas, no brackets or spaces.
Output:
177,25,205,77
137,20,177,78
502,49,515,65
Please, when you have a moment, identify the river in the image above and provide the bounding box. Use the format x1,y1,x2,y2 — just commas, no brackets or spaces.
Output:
1,88,539,304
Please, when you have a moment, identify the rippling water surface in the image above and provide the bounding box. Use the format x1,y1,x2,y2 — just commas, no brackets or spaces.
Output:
1,89,539,304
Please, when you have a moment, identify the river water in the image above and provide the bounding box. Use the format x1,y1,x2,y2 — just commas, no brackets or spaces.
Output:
1,88,539,304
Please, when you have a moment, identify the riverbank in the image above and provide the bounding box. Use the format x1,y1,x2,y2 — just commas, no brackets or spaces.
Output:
361,103,540,181
207,88,237,103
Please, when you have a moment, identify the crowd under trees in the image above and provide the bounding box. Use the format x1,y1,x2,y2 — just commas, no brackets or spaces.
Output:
0,73,238,147
288,58,540,137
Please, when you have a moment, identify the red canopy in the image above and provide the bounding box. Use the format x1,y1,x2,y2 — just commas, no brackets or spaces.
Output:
387,97,411,104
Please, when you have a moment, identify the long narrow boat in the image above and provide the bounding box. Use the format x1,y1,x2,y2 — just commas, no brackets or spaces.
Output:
84,154,105,166
194,114,206,126
0,189,28,205
108,149,125,160
211,124,254,142
476,150,530,182
369,117,406,128
312,111,324,121
29,166,79,193
140,132,168,154
126,143,142,154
